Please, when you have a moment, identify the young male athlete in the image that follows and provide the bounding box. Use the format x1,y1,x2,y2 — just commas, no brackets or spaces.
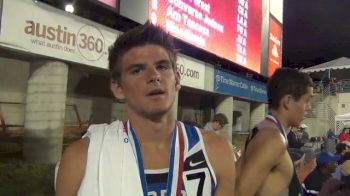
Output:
55,23,235,196
235,68,313,196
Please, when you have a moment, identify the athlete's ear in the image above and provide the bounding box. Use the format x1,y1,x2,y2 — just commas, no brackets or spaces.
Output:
175,71,181,91
281,94,293,111
110,79,125,100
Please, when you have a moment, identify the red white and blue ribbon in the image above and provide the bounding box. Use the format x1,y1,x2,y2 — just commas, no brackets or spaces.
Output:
125,120,185,196
265,112,287,139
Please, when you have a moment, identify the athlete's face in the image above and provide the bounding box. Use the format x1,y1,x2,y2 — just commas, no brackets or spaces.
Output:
289,87,313,127
212,121,223,131
111,44,181,118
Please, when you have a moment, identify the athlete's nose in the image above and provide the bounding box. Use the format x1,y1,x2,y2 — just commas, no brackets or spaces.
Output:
148,66,161,84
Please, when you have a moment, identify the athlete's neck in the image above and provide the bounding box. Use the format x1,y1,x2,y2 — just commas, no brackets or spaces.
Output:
269,109,290,131
127,109,176,146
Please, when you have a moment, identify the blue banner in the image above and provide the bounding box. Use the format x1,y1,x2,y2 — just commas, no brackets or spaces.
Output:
214,69,267,103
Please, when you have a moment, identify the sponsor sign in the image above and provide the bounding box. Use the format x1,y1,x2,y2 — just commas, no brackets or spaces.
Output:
177,54,205,89
269,0,283,23
0,0,119,69
149,0,262,73
267,16,282,76
214,69,267,103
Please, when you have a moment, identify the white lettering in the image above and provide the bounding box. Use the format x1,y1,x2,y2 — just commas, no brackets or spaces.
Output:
193,0,210,13
270,33,281,46
183,13,210,37
237,24,247,37
236,53,247,65
251,85,267,95
236,43,246,55
219,75,249,89
238,5,248,18
235,0,248,65
166,19,206,47
236,34,247,46
168,0,203,21
203,14,224,33
237,15,247,28
238,0,248,9
167,6,182,22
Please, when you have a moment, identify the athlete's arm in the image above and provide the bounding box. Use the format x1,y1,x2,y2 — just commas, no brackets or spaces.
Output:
203,132,236,195
235,128,285,196
55,138,89,196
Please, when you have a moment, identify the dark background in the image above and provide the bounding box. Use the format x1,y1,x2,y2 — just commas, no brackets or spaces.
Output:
283,0,350,69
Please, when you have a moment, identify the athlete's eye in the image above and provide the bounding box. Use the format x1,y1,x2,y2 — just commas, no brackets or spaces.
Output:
157,63,170,71
130,67,143,75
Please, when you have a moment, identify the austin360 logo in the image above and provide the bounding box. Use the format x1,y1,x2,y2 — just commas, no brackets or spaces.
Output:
24,20,106,61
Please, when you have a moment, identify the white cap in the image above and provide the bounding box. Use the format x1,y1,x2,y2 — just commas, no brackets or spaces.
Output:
300,124,308,128
342,141,350,147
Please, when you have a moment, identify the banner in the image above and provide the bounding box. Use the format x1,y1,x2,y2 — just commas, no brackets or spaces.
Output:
269,0,283,23
214,69,267,103
149,0,262,73
177,54,205,89
267,16,282,76
0,0,119,70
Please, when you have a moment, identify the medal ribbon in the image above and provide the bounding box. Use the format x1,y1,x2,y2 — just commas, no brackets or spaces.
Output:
265,112,287,139
125,120,185,196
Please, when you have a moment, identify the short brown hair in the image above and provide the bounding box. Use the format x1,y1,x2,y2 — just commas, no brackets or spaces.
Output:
268,68,313,109
108,22,177,82
212,113,228,126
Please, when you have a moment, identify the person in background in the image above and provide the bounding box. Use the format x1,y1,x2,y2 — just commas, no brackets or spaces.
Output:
328,129,338,141
319,159,350,196
236,68,314,196
336,160,350,195
325,128,339,153
338,128,350,143
335,143,350,164
288,126,305,149
299,124,310,144
303,151,340,195
203,113,228,132
288,126,314,163
333,152,350,180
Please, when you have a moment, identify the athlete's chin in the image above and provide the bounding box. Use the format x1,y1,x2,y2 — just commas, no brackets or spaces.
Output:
150,109,169,116
142,106,173,117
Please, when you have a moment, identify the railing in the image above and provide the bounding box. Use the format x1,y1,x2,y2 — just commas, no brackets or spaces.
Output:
338,79,350,93
308,81,338,130
0,102,90,134
0,102,25,133
322,84,336,129
65,104,90,131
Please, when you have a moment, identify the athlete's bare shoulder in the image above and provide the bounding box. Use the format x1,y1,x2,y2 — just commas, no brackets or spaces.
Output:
201,131,230,148
201,131,236,195
56,138,90,196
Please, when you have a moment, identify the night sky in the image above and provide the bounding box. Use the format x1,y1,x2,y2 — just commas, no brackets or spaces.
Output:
282,0,350,69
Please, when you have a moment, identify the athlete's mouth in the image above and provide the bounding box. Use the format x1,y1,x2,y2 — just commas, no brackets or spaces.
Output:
147,89,165,96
